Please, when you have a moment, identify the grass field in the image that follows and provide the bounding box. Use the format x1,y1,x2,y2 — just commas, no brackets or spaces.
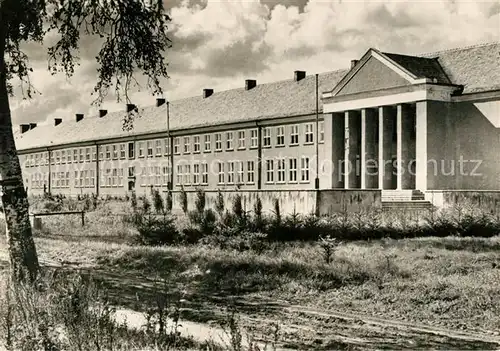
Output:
1,198,500,349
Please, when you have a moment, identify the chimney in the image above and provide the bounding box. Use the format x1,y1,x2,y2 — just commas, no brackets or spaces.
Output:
126,103,137,113
156,98,166,107
20,124,30,134
203,89,214,98
99,109,107,117
29,123,37,130
54,118,62,126
245,79,257,91
294,71,306,82
76,113,84,122
350,60,359,69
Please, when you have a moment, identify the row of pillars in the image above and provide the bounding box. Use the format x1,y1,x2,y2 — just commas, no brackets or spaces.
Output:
331,103,418,190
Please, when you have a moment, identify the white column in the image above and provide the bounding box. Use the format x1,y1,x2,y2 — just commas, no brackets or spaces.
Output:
396,104,403,190
378,107,384,189
344,111,350,189
416,101,428,191
361,109,366,189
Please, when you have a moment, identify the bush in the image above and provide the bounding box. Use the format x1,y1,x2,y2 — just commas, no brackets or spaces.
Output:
134,213,181,246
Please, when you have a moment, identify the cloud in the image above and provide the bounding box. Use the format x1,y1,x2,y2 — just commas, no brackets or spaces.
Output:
9,0,500,127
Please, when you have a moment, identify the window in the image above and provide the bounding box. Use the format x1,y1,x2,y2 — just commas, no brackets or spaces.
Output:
174,137,180,154
227,161,234,184
35,154,40,166
277,158,286,183
184,164,191,185
263,127,271,147
305,123,314,143
301,156,310,182
215,133,222,151
61,151,66,164
55,151,60,164
247,161,255,184
128,167,135,177
217,162,224,184
276,126,285,146
74,171,79,187
162,165,170,185
155,166,161,186
147,141,153,157
120,144,126,159
79,148,84,162
266,159,274,183
237,161,244,184
247,129,257,149
164,138,171,155
238,131,245,149
290,125,299,145
155,140,162,156
119,169,123,186
193,136,200,153
193,164,200,185
204,135,211,152
138,142,145,157
202,162,208,185
289,158,298,182
105,145,111,160
128,142,135,158
319,121,324,143
92,147,97,161
112,145,118,159
226,132,234,150
86,147,91,161
73,149,78,163
183,136,190,154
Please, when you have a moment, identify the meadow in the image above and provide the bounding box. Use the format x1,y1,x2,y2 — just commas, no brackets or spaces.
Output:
0,192,500,350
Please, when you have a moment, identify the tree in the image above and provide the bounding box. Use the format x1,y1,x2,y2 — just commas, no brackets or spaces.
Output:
0,0,171,282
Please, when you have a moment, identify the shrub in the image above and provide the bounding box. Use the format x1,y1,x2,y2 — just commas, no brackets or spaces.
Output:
134,213,181,246
180,186,188,214
152,188,165,214
215,190,225,218
165,191,173,213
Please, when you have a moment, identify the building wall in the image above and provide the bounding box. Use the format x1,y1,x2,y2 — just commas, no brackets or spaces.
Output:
427,100,500,190
425,190,500,214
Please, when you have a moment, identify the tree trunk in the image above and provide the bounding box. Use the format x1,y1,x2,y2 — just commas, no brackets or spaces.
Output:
0,20,40,283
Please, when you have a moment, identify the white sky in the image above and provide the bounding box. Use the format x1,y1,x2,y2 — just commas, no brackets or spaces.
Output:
9,0,500,125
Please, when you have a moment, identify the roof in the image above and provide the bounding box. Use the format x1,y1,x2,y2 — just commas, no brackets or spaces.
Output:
14,42,500,152
14,69,348,150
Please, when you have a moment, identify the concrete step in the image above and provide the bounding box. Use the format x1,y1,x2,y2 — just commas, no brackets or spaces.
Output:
382,200,433,210
382,190,426,201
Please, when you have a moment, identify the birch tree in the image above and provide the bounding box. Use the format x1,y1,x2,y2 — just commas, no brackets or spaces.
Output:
0,0,170,282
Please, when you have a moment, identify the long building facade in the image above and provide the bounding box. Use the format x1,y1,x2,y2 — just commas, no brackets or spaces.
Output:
14,43,500,210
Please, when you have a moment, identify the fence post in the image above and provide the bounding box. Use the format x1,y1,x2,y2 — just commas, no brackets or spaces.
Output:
81,211,85,227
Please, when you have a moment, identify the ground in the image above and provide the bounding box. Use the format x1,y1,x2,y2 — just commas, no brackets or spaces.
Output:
2,221,500,350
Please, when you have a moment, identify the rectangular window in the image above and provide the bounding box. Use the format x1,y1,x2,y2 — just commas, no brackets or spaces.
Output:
92,147,97,161
86,147,91,161
86,170,91,187
215,133,222,151
35,154,40,166
226,132,234,150
263,127,271,147
61,150,66,164
227,161,234,184
164,138,171,155
247,161,255,184
250,129,258,149
120,144,126,159
73,149,78,163
277,158,286,183
289,158,298,182
204,135,211,152
162,165,170,185
74,171,79,188
202,162,208,185
193,163,200,185
155,140,162,156
147,141,153,157
128,142,135,158
266,159,274,183
237,161,244,184
80,170,85,187
138,142,145,157
104,145,110,160
128,166,135,178
301,156,310,182
174,137,180,154
79,149,84,162
290,124,299,145
305,123,314,144
276,126,285,146
218,162,224,184
55,151,60,164
112,145,118,159
319,121,324,143
155,166,161,186
183,136,190,154
184,164,191,185
193,136,201,153
91,170,96,186
238,131,245,149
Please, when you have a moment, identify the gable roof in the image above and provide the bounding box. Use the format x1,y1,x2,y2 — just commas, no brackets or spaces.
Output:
14,42,500,152
14,69,349,151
